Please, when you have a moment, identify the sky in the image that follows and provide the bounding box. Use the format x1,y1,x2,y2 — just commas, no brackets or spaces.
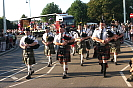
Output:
0,0,89,21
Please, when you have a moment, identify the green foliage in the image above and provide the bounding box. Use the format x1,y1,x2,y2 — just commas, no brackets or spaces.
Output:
67,0,88,25
87,0,133,24
0,17,18,30
41,2,62,22
21,14,27,18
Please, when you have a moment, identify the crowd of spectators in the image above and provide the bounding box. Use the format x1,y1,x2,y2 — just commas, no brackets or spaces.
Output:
0,29,17,52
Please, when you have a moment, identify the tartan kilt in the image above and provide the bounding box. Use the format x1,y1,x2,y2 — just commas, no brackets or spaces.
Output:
56,45,71,62
77,41,87,54
116,39,121,53
96,44,110,60
44,43,55,56
22,49,35,65
109,41,119,54
85,39,91,49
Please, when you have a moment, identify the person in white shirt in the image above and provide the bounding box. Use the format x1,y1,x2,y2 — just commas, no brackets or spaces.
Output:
54,25,74,79
42,27,55,67
92,21,114,77
20,28,38,79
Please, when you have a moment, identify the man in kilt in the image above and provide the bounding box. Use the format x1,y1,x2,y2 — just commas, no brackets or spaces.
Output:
20,28,38,79
74,24,92,66
42,27,55,67
83,24,93,60
110,21,124,65
54,25,74,79
92,21,114,73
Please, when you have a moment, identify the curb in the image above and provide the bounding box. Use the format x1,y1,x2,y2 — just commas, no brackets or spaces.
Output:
0,45,19,56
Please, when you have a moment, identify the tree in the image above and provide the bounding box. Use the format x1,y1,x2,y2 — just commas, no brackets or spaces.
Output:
67,0,88,25
21,14,27,18
87,0,133,24
41,2,62,22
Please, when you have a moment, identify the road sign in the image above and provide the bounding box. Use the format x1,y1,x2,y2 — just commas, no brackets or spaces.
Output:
130,13,133,18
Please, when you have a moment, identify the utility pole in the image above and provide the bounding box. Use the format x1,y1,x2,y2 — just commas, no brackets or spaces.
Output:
3,0,7,33
26,0,31,17
123,0,126,24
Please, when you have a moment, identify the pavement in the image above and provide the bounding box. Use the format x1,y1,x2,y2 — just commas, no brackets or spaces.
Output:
0,45,19,56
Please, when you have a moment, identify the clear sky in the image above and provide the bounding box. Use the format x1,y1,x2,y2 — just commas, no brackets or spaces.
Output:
0,0,89,21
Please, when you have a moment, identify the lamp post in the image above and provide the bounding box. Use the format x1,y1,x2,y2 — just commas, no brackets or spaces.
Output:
123,0,126,24
3,0,7,33
26,0,31,17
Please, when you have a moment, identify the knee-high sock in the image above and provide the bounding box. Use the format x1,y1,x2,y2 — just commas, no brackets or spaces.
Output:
48,56,51,64
114,54,117,62
27,65,31,75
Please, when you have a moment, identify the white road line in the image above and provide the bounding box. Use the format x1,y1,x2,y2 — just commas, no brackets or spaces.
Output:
121,65,129,71
119,42,133,87
9,64,56,88
0,65,26,76
11,76,18,80
120,71,132,87
0,68,27,81
15,61,57,82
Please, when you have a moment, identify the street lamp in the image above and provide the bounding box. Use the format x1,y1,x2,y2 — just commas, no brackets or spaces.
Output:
3,0,7,33
123,0,126,24
26,0,31,17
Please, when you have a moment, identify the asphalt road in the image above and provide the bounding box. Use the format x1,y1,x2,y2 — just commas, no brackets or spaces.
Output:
0,37,133,88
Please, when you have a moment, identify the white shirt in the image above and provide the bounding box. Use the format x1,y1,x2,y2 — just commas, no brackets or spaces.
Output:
19,35,38,46
54,32,73,43
42,32,54,42
83,28,92,36
92,27,107,40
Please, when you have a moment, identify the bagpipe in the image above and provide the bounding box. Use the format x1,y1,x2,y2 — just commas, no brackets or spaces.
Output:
63,33,74,45
25,36,40,49
47,36,54,42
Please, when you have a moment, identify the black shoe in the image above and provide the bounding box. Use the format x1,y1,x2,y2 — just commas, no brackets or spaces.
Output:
111,58,114,62
30,70,34,75
127,77,133,82
26,75,31,79
115,62,118,65
47,64,50,67
62,74,67,79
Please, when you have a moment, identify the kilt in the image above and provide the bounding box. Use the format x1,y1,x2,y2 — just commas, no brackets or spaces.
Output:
96,44,110,60
110,41,120,54
85,39,91,49
44,43,55,55
56,45,71,63
22,48,35,65
77,40,87,54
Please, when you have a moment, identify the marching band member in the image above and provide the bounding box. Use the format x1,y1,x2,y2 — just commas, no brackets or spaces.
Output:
20,28,38,79
54,25,74,79
42,27,55,67
83,24,93,60
92,21,114,76
75,24,91,66
110,21,124,65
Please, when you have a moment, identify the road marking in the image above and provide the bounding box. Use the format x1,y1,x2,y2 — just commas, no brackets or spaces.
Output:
9,64,56,88
11,76,18,80
120,71,132,87
120,41,133,87
15,61,57,82
0,68,27,82
0,65,26,76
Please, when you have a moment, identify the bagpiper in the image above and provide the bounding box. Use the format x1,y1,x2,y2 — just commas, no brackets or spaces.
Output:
54,25,74,79
92,20,114,77
110,21,124,65
19,28,38,79
42,27,55,67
